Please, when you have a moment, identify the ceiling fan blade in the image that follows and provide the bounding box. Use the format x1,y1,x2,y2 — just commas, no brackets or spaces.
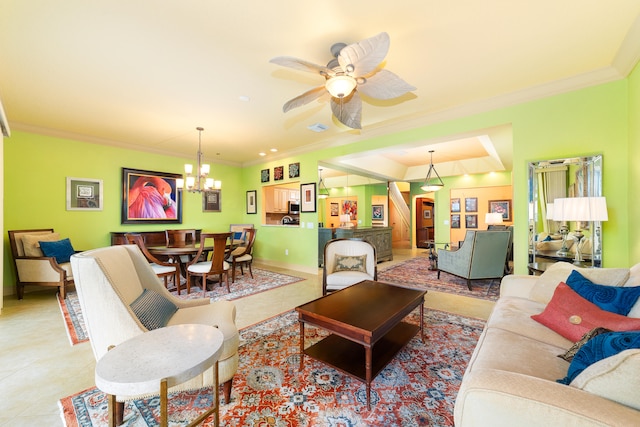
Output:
330,92,362,129
282,86,326,113
338,32,390,77
357,69,416,100
269,56,333,76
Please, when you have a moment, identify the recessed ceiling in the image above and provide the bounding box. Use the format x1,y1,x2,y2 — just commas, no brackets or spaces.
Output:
1,1,639,176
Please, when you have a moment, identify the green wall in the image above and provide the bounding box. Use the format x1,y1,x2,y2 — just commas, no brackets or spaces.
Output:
4,68,640,293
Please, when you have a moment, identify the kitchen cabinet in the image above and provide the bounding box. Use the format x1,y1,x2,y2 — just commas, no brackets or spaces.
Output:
265,187,290,213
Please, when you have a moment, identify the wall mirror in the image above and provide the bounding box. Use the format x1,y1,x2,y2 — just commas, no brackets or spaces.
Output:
529,154,603,266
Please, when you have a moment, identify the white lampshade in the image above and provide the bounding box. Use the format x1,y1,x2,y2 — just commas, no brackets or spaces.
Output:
485,212,504,225
200,163,210,175
553,197,608,222
546,203,554,219
205,178,214,189
340,214,351,223
176,178,184,189
184,164,193,174
186,176,196,189
325,75,357,98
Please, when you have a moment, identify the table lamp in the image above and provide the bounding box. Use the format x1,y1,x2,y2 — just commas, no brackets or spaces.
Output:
485,212,504,229
340,214,353,228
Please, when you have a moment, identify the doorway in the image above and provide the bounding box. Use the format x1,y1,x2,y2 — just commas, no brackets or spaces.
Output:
416,197,434,248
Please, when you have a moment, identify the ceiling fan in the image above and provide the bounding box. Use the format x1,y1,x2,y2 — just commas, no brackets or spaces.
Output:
270,32,416,129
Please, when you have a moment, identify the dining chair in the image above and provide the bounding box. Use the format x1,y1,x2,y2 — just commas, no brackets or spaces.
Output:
125,233,181,294
226,228,257,283
165,229,198,264
186,232,232,296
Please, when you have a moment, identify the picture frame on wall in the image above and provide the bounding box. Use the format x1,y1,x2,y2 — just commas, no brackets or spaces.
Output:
202,189,221,212
465,197,478,212
121,168,182,224
423,209,432,219
66,177,103,211
451,214,461,228
246,190,257,214
465,214,478,229
300,182,316,212
488,199,512,221
288,162,300,178
274,166,284,181
260,169,270,183
372,204,384,221
330,202,339,216
451,198,461,212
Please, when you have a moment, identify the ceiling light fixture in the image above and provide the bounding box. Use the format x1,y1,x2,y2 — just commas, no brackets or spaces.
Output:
176,127,221,193
420,150,445,192
318,168,330,199
325,75,357,98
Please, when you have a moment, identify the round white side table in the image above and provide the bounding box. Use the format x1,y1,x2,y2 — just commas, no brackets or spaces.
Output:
95,324,224,427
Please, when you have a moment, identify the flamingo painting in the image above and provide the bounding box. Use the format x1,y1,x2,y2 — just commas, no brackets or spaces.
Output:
128,175,177,219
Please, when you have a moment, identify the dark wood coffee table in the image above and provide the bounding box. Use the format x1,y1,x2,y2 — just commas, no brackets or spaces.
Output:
295,280,426,409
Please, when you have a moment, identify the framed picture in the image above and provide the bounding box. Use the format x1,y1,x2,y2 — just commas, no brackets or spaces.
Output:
489,199,512,221
274,166,284,181
330,202,339,216
342,199,358,220
465,197,478,212
372,204,384,220
465,214,478,229
246,190,257,214
260,169,270,183
423,209,432,219
202,189,221,212
288,162,300,178
66,177,103,211
121,168,182,224
451,198,461,212
451,214,461,229
300,182,316,212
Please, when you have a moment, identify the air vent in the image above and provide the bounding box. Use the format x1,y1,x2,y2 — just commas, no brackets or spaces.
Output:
307,123,328,132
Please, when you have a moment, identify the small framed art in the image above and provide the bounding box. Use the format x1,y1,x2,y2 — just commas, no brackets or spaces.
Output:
330,202,339,216
451,198,461,212
288,162,300,178
246,190,257,214
465,197,478,212
451,214,461,229
465,214,478,228
66,177,103,211
274,166,284,181
300,182,317,212
372,204,384,221
260,169,270,183
202,189,221,212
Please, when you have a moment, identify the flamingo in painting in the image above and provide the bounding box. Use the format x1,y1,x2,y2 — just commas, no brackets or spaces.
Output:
128,176,176,219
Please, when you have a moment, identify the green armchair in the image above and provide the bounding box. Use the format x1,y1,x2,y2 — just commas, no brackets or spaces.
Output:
437,230,511,290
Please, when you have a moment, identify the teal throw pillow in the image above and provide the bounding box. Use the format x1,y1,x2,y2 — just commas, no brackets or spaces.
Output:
566,270,640,315
129,289,178,330
39,238,76,264
334,254,367,273
557,331,640,385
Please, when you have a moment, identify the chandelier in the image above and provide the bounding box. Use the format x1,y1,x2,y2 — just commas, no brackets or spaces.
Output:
177,127,221,193
420,150,444,192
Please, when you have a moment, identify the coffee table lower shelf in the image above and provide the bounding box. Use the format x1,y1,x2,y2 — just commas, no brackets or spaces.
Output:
304,321,419,383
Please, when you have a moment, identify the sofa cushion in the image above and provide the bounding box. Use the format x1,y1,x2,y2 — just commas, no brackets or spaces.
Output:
39,238,76,264
333,254,367,273
532,283,640,342
558,327,612,362
130,289,177,330
566,270,640,316
558,331,640,385
530,262,629,305
21,232,61,257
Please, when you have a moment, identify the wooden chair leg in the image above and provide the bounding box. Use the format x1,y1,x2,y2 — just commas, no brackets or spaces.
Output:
466,279,472,291
247,262,253,279
222,379,232,404
224,272,230,293
115,400,124,426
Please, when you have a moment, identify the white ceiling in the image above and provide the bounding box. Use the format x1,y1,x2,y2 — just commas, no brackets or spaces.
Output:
2,1,640,181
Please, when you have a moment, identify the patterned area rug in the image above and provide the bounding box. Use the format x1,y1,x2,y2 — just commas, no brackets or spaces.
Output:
57,268,304,345
59,309,485,426
378,255,501,301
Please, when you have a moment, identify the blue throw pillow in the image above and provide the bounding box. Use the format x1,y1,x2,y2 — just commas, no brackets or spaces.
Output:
557,331,640,385
39,238,76,264
566,270,640,315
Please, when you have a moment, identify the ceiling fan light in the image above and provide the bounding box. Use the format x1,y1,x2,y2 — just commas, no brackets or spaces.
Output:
325,75,357,98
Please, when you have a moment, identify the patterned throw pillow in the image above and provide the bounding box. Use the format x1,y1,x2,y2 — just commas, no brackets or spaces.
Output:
558,327,612,362
557,331,640,385
567,270,640,315
334,254,367,273
129,289,178,330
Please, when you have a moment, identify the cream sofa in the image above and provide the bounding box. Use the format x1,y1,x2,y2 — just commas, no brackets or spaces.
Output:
454,262,640,426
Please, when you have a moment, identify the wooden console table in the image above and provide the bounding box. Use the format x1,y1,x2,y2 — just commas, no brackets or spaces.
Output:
111,229,202,246
334,227,393,263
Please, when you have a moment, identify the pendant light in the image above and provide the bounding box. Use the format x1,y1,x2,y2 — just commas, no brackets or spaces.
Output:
420,150,445,192
318,168,330,199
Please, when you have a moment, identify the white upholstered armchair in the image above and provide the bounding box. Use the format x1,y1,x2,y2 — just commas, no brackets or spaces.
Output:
322,238,377,295
70,244,240,411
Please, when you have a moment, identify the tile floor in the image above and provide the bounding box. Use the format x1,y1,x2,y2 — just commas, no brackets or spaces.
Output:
0,248,495,427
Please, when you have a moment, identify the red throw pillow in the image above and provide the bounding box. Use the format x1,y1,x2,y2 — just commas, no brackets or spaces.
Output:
531,282,640,342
